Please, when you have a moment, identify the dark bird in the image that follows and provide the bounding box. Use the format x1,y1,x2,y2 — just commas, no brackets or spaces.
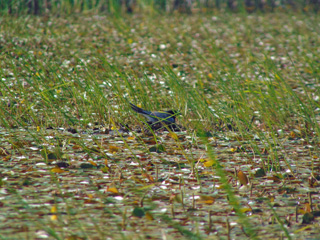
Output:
129,103,180,125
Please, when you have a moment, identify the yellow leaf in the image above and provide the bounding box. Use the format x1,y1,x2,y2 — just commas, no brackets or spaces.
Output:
203,159,215,167
127,38,133,44
304,203,311,213
230,148,237,152
239,208,252,213
198,195,215,204
143,173,154,182
238,170,249,185
88,160,97,166
107,187,119,194
109,145,119,154
51,206,57,213
202,170,214,175
145,211,154,220
51,167,66,173
217,184,225,189
51,215,58,221
37,126,40,132
127,136,135,140
101,166,109,173
168,132,178,140
297,207,305,214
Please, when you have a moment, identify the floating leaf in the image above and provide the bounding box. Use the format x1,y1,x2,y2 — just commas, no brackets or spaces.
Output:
41,148,62,160
132,207,145,218
290,131,296,138
47,153,59,160
51,206,57,213
302,212,314,224
304,203,312,213
51,167,66,173
203,159,215,167
254,168,266,177
80,163,95,169
149,144,165,153
142,173,154,182
239,208,252,213
230,148,237,152
145,211,154,220
238,170,249,185
198,195,215,204
101,166,109,173
267,175,282,182
88,160,97,166
107,187,119,194
142,138,157,144
168,132,178,140
109,145,119,154
104,159,108,165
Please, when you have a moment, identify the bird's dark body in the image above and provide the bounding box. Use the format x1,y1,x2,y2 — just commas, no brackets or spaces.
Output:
129,103,179,125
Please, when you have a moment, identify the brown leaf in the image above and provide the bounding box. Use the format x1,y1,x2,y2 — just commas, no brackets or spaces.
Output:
51,167,66,173
142,173,154,183
198,195,215,205
109,145,120,153
145,211,154,220
88,160,97,166
238,170,249,185
168,132,178,140
304,203,312,213
107,186,119,195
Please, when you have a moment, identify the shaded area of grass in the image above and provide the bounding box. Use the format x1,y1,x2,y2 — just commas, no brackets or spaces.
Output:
1,0,320,15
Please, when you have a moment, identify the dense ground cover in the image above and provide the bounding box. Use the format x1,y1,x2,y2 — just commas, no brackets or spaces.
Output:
0,12,319,239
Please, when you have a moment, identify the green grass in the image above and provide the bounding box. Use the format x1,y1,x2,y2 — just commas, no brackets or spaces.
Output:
0,12,319,239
